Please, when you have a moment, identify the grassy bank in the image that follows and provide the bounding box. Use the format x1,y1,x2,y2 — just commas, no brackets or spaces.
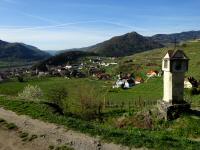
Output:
0,97,200,150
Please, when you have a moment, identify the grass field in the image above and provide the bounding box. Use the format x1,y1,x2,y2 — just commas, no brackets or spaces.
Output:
0,77,163,104
0,76,199,106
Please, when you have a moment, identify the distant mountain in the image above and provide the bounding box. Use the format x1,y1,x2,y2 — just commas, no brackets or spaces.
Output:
46,50,59,56
34,51,96,71
0,40,50,61
62,31,200,57
63,32,164,57
46,48,84,56
152,30,200,44
35,30,200,69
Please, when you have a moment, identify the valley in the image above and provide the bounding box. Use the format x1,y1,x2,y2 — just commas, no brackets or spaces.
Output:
0,39,200,149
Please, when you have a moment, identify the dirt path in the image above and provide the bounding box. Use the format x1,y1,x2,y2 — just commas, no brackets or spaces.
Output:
0,107,141,150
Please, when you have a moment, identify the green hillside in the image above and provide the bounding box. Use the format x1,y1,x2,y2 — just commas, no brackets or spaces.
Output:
0,40,50,62
117,40,200,79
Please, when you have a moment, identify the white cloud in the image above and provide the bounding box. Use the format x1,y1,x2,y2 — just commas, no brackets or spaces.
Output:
0,20,146,31
0,19,149,50
0,28,119,50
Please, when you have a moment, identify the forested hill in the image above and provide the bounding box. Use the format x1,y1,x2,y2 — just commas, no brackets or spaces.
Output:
0,40,50,61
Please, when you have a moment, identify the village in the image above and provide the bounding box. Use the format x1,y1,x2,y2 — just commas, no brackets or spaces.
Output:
0,55,200,92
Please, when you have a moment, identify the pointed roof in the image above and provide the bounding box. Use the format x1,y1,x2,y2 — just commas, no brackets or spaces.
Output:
164,49,189,60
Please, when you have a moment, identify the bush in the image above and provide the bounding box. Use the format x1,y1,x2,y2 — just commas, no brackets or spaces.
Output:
181,43,187,47
77,85,104,121
17,75,24,82
18,85,43,101
47,86,68,114
190,87,200,95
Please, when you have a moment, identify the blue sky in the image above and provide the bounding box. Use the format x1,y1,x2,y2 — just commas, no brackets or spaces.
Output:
0,0,200,50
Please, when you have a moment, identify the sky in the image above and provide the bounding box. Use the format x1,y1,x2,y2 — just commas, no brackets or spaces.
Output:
0,0,200,50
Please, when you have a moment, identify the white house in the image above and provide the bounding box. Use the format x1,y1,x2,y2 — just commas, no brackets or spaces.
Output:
65,65,72,69
113,80,124,88
113,79,135,89
184,80,193,89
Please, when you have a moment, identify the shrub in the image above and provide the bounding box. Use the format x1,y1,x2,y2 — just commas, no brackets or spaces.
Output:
189,87,200,95
77,85,104,121
127,111,154,129
17,75,24,82
181,43,187,47
47,86,68,114
18,85,43,101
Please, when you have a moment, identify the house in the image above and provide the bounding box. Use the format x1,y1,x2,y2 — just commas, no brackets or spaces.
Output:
113,79,124,88
65,65,72,69
184,77,198,89
123,80,130,89
146,70,159,77
96,73,111,80
100,62,109,67
113,78,135,89
184,79,193,89
126,78,135,87
38,71,46,77
0,72,9,81
70,70,86,78
101,62,118,67
135,77,144,85
89,67,105,76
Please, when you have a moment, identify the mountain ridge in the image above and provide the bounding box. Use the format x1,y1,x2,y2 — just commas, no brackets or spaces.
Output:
85,32,164,57
152,30,200,44
0,40,50,61
1,30,200,62
61,30,200,55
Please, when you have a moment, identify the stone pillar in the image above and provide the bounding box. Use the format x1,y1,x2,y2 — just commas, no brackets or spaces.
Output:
158,50,190,120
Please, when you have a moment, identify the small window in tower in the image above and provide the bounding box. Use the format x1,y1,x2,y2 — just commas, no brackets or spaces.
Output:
175,61,182,71
164,60,168,68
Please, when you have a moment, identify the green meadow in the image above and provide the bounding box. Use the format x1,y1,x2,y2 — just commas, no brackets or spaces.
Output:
0,77,163,104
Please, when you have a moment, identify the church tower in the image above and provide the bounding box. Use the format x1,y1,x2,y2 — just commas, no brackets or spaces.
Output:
162,50,189,104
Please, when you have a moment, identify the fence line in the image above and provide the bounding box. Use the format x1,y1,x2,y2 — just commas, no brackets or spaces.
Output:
69,98,158,110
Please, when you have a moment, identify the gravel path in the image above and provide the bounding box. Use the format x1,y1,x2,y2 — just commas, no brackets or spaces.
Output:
0,107,142,150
